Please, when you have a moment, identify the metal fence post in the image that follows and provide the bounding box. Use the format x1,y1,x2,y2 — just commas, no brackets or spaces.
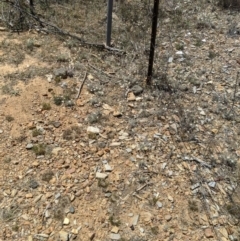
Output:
106,0,113,46
146,0,159,85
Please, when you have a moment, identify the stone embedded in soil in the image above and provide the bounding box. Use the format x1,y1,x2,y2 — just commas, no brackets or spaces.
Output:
109,233,121,240
96,172,108,179
28,235,33,241
127,92,136,101
32,161,39,167
104,164,113,172
204,228,214,238
52,121,61,128
52,147,62,155
208,181,216,188
130,214,139,226
131,85,143,95
87,126,100,134
170,123,178,133
67,206,75,214
168,195,174,202
58,231,69,241
113,111,122,117
165,215,172,221
111,226,119,233
156,201,163,208
26,193,33,198
35,234,49,239
63,217,70,225
219,227,228,238
110,142,121,147
89,232,95,240
0,129,3,134
26,143,33,149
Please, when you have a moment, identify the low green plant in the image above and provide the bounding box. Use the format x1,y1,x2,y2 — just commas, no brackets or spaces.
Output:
109,215,121,226
32,144,46,156
175,43,184,50
5,115,14,122
149,196,158,206
151,226,159,235
98,179,108,188
42,102,51,110
26,39,34,51
42,170,54,182
32,128,42,137
53,96,63,106
57,54,69,62
188,200,199,212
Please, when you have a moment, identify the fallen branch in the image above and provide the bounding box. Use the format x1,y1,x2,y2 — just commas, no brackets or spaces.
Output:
76,71,87,99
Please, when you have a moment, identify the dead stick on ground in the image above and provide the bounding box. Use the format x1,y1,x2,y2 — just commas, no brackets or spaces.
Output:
88,63,111,79
76,71,87,99
136,182,153,192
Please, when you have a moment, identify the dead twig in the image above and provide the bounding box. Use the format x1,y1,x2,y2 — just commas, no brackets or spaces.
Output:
136,182,153,192
76,71,87,99
88,63,111,80
183,156,212,168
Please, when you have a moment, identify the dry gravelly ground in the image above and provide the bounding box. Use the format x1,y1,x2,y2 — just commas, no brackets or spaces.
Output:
0,1,240,241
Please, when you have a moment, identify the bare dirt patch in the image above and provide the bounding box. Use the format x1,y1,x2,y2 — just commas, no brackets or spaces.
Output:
0,1,240,241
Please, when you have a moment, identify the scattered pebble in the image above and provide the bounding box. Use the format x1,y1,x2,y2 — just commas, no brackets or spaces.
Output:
58,231,69,241
63,218,70,225
109,233,121,240
26,143,33,149
204,228,214,238
165,215,172,221
96,172,108,179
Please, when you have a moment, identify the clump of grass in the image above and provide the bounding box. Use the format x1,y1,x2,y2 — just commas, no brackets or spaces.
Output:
71,125,81,134
42,102,51,110
65,39,78,49
151,226,159,235
109,215,121,226
53,208,64,220
225,202,240,219
149,196,159,206
53,96,63,106
32,128,42,137
98,179,108,188
1,205,20,222
175,43,184,50
62,125,82,140
5,115,14,122
26,39,34,51
194,39,203,47
188,199,199,212
32,144,46,156
63,128,73,140
42,170,54,182
208,51,217,59
12,224,19,232
57,54,69,62
87,111,102,124
3,157,11,163
2,84,14,95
